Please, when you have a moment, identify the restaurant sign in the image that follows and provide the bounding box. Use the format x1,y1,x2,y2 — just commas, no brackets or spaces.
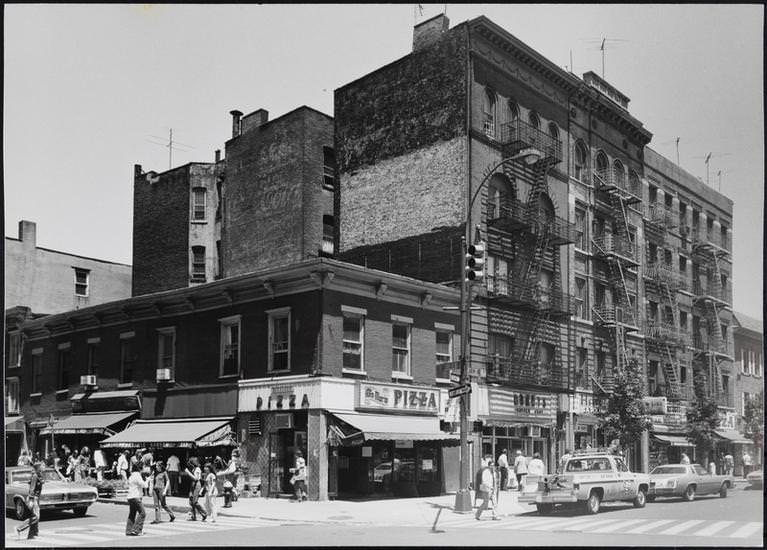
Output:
487,388,556,421
642,397,668,415
357,382,440,415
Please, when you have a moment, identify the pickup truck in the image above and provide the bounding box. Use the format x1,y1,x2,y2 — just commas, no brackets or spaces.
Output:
518,451,651,515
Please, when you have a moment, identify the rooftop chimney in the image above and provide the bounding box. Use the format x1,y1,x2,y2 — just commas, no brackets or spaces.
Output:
18,220,36,248
240,109,269,134
413,13,449,52
230,110,243,138
214,149,221,163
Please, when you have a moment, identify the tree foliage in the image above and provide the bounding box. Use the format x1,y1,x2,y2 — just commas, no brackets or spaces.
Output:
743,390,764,445
685,371,721,461
597,364,652,451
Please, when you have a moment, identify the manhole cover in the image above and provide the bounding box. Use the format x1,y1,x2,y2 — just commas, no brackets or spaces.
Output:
327,515,353,520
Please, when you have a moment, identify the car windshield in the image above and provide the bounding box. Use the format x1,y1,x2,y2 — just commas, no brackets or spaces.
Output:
692,465,709,476
651,466,687,475
566,458,611,472
11,469,61,484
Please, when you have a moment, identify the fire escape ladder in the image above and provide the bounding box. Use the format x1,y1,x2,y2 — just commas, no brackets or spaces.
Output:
711,252,724,301
614,259,634,327
662,344,681,399
707,301,724,353
614,323,629,376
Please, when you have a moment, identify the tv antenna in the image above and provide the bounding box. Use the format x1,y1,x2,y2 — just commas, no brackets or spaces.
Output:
146,129,195,170
581,37,630,79
692,152,731,187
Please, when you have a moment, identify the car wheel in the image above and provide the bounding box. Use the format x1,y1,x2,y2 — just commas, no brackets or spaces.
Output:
719,484,728,498
633,488,647,508
536,503,555,515
684,484,696,502
73,506,88,517
584,491,601,515
14,498,27,521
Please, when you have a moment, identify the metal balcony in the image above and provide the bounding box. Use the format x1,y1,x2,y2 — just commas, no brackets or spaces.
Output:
484,355,568,390
692,281,730,306
499,120,563,164
485,276,575,318
692,334,733,359
645,319,682,345
591,234,638,266
487,199,577,246
592,169,642,205
645,262,681,290
592,305,638,330
691,231,730,258
644,203,678,231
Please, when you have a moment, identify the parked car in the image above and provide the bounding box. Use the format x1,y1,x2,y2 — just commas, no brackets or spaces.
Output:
746,469,763,490
648,463,731,501
373,460,415,483
5,466,98,520
518,450,651,515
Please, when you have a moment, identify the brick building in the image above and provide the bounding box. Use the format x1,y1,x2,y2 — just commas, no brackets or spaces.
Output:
335,14,737,471
14,258,465,500
730,311,763,473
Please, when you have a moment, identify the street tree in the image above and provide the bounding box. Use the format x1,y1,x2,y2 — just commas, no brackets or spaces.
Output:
742,390,764,447
685,371,720,463
597,362,652,454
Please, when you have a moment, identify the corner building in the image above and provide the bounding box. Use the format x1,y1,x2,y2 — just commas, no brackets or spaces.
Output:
336,14,735,472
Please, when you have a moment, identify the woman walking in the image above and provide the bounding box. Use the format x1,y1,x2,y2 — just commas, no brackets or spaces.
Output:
184,457,207,521
202,463,218,523
126,463,148,536
151,461,175,524
15,461,44,540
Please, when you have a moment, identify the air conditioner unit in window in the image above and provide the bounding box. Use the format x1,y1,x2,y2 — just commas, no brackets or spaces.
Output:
80,375,97,387
274,413,293,429
156,368,173,382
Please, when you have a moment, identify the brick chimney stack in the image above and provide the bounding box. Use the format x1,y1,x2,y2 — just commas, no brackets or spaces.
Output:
230,110,243,138
413,14,449,52
18,220,36,248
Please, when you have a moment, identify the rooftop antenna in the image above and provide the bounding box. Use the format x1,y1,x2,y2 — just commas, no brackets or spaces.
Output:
692,152,731,187
600,38,606,78
717,170,722,192
675,137,680,165
581,37,630,79
146,129,195,170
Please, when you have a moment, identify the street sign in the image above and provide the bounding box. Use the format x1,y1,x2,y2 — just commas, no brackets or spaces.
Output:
449,372,461,383
467,365,486,379
448,384,472,399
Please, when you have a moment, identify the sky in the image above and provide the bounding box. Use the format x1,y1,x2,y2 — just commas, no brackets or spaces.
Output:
4,4,764,320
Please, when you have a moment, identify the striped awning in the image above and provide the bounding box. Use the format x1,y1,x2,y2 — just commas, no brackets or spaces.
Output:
39,411,137,436
653,434,694,447
100,417,235,448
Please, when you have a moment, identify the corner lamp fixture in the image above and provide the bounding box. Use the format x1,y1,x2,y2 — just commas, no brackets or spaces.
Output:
512,147,542,165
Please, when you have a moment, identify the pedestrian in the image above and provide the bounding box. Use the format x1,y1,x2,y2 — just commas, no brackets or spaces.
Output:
497,449,509,491
184,457,207,521
513,449,528,491
527,452,546,477
558,448,572,473
724,453,734,476
118,450,130,481
167,453,181,496
67,449,79,481
708,458,716,475
15,461,44,540
289,449,307,502
742,451,752,478
202,463,218,523
680,451,690,465
79,446,92,481
17,449,32,466
150,461,175,524
475,455,500,521
126,463,148,536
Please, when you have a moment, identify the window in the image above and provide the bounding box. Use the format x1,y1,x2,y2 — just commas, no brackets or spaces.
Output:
6,378,19,414
528,111,540,130
539,342,555,366
507,100,519,122
574,141,588,181
613,159,625,187
342,310,364,371
679,202,687,227
8,332,21,367
192,187,207,221
575,276,589,319
87,341,100,376
548,122,559,140
679,255,687,275
58,345,73,390
595,151,608,174
574,204,587,249
74,268,90,297
596,351,606,379
706,216,714,240
720,224,728,250
664,248,673,267
680,365,687,384
648,360,659,395
664,192,673,209
629,170,640,195
323,146,336,192
120,335,135,384
576,347,588,387
482,88,496,138
32,351,42,394
220,315,242,376
157,328,176,377
191,246,206,281
648,185,658,204
216,240,223,278
392,322,411,376
680,311,688,332
489,333,514,358
322,215,335,256
595,283,606,308
436,330,452,364
268,309,290,372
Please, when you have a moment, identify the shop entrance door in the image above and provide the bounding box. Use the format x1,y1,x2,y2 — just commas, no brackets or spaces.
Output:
268,432,286,496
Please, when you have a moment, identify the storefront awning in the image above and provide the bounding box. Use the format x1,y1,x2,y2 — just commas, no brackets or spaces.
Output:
330,412,458,442
480,417,556,428
100,417,235,448
71,390,141,413
715,429,752,444
39,411,137,436
653,434,694,447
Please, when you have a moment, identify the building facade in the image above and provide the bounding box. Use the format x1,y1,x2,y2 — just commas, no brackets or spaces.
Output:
730,311,763,473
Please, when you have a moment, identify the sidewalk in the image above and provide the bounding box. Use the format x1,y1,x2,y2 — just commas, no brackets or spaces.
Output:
98,490,528,526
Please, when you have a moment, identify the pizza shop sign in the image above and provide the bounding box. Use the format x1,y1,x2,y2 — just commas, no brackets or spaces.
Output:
357,382,440,415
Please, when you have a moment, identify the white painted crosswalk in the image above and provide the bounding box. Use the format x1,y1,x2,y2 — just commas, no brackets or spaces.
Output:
438,514,763,540
5,515,277,547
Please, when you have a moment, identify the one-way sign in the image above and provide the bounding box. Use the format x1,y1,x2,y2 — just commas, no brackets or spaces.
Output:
448,384,472,399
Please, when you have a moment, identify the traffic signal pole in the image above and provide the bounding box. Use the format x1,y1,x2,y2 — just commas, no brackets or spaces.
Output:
454,236,473,513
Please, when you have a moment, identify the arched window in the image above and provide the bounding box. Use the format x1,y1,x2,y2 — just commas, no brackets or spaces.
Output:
629,170,640,196
528,111,540,130
595,151,608,174
482,88,497,138
613,159,625,187
508,101,519,121
487,173,516,220
574,141,588,181
548,122,559,140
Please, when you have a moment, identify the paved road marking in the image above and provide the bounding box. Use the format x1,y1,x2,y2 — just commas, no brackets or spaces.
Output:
694,521,736,537
624,519,675,534
728,522,763,539
589,519,646,533
658,519,705,536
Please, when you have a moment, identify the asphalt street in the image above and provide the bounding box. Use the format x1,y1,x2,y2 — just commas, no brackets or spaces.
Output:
4,487,763,547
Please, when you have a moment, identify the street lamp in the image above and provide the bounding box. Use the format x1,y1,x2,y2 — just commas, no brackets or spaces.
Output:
454,148,542,513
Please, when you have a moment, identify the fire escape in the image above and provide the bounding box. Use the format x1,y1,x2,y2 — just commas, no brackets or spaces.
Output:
590,166,641,392
483,119,577,391
691,225,732,405
643,203,690,401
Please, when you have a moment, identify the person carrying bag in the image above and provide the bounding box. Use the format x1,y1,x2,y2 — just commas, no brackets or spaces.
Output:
15,462,44,540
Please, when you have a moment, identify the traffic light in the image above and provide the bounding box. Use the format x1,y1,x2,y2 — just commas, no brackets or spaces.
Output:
465,241,486,283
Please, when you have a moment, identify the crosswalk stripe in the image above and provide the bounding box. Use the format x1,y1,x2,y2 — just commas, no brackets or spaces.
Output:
694,521,736,537
658,519,705,536
625,519,675,534
558,518,621,531
728,522,763,539
588,519,646,533
511,518,582,530
542,517,606,531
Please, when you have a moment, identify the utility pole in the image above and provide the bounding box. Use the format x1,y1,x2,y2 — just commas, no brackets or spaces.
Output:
455,235,472,512
675,137,680,165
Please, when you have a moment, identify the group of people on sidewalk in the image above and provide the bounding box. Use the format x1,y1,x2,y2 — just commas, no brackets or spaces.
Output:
473,449,546,520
